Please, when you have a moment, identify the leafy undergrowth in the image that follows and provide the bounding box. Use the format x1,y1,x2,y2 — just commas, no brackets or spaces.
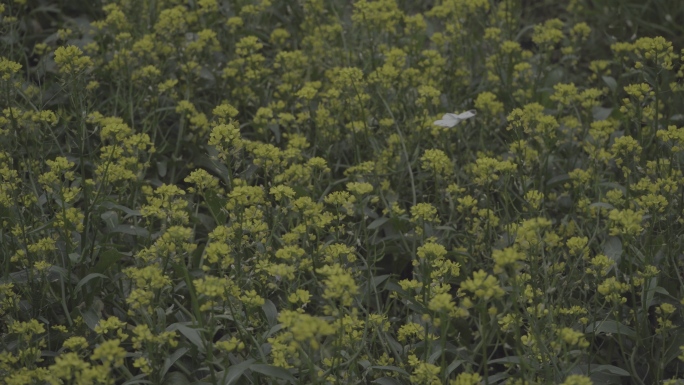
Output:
2,0,684,384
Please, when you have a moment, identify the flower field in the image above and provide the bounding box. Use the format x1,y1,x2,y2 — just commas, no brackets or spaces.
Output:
2,0,684,384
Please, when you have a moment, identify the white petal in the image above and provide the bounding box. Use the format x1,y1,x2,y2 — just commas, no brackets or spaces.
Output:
433,119,456,127
433,110,476,128
457,110,476,119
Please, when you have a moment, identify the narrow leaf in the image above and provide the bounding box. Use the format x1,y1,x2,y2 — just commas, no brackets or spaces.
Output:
93,249,123,275
100,211,119,229
222,359,255,385
586,320,637,339
161,347,190,379
111,224,149,237
249,364,296,383
74,273,107,293
372,377,401,385
168,323,206,354
368,366,409,376
591,364,631,376
602,236,622,264
368,217,389,230
602,76,617,93
262,300,278,327
163,372,190,385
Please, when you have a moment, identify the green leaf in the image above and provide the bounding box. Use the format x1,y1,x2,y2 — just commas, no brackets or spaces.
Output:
662,331,684,365
602,236,622,265
544,67,564,88
591,364,631,376
68,252,82,263
80,307,101,331
627,244,647,264
654,286,670,295
593,106,613,121
598,182,626,194
292,185,308,199
446,360,464,377
74,273,107,293
162,371,190,385
168,323,206,354
643,277,658,308
100,211,119,229
196,213,216,231
602,76,617,93
157,161,168,177
589,202,614,211
490,356,523,364
161,348,190,379
194,153,232,186
268,123,281,143
372,378,401,385
111,224,149,237
427,347,442,364
262,324,283,339
122,374,150,385
485,372,509,384
262,299,278,327
100,202,142,218
585,320,637,339
205,191,227,224
368,366,409,377
93,249,123,275
221,359,255,385
545,173,571,188
249,364,296,383
371,274,390,288
368,217,389,230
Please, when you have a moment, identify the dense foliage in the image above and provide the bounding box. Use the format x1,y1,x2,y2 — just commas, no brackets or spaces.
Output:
2,0,684,384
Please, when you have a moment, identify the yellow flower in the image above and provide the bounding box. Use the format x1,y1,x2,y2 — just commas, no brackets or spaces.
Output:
140,183,189,224
346,181,374,196
133,357,153,375
608,208,644,237
420,149,453,178
524,190,544,211
409,360,441,385
53,45,93,74
397,322,424,342
633,36,676,71
417,241,447,261
278,310,335,350
550,83,579,106
0,58,22,80
460,270,505,301
48,353,91,384
597,277,630,303
556,327,589,349
8,319,45,338
492,247,525,274
216,336,245,352
352,0,402,34
91,339,126,368
532,18,564,48
561,374,593,385
428,292,456,313
410,202,439,224
316,264,359,307
475,91,504,116
467,156,517,186
451,372,483,385
240,289,265,307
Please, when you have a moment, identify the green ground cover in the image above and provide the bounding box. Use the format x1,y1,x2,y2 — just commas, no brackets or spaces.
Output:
2,0,684,384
